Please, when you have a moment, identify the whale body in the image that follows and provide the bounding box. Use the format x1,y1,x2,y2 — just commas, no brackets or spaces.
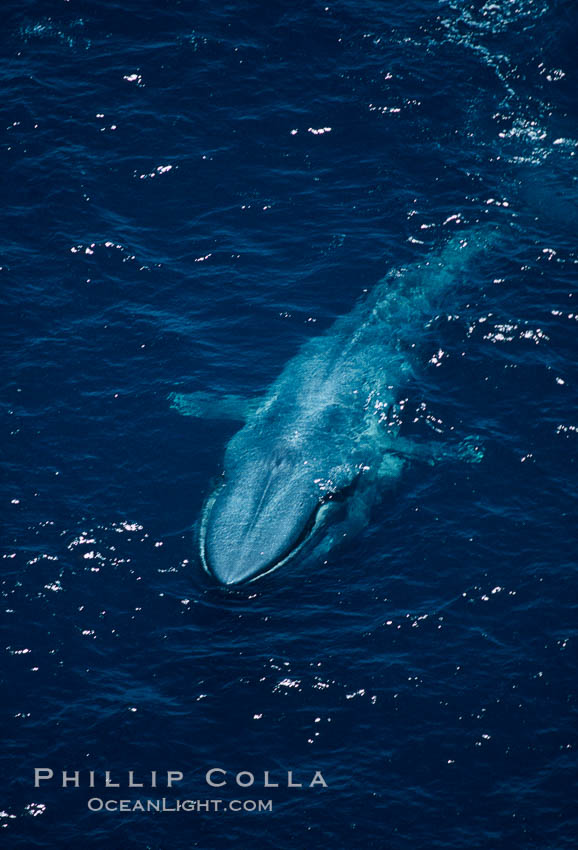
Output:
171,231,491,585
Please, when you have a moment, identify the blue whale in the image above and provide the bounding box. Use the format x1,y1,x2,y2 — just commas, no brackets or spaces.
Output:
171,231,490,584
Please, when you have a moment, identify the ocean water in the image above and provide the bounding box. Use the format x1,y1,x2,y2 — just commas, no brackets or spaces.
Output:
2,0,577,847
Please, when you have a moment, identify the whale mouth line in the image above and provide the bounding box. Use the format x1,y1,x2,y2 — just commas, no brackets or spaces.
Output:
199,486,333,585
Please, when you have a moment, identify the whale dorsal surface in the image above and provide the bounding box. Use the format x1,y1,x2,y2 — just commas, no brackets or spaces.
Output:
172,230,493,584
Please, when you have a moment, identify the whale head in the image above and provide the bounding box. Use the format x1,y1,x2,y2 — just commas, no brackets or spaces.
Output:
200,425,360,585
200,450,324,585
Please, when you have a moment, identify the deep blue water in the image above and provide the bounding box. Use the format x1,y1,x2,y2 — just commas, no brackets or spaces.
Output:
2,0,577,847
